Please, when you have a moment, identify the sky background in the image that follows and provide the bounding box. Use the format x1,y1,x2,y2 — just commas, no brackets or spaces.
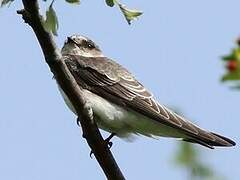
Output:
0,0,239,179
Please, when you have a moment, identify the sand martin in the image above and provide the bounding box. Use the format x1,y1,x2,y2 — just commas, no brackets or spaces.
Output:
59,35,235,149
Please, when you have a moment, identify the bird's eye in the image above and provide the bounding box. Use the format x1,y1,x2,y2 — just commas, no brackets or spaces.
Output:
87,43,94,49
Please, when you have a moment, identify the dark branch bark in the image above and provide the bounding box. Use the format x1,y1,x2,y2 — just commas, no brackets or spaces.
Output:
17,1,125,179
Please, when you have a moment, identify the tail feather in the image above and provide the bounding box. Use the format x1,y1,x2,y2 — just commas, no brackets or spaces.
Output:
183,130,236,149
210,132,236,146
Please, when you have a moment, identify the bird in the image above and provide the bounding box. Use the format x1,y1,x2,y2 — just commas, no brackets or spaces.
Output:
59,34,235,149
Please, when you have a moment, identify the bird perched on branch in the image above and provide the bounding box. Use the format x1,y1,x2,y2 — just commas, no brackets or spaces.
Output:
59,34,235,149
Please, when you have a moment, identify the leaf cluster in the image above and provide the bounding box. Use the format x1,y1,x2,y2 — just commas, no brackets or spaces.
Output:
1,0,142,35
174,142,224,180
221,38,240,84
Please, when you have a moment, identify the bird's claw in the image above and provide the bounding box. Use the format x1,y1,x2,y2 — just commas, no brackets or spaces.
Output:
89,140,113,158
76,118,81,127
90,150,94,158
107,141,113,148
89,133,116,158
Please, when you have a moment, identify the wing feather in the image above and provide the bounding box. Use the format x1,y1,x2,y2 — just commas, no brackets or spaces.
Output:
63,54,235,148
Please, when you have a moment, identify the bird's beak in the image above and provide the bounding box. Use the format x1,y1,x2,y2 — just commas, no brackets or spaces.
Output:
67,36,73,43
67,37,79,47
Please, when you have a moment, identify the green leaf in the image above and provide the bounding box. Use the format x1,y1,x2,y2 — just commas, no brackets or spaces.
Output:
105,0,115,7
234,48,240,61
221,71,240,81
118,3,143,25
65,0,80,4
1,0,14,7
175,142,198,166
222,48,240,61
44,2,59,36
174,142,217,179
222,54,235,61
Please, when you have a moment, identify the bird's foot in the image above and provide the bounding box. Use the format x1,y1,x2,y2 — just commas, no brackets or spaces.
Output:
104,132,116,148
76,118,81,127
90,133,116,158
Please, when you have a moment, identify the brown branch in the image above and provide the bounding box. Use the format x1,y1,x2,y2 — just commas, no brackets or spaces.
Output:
17,1,125,179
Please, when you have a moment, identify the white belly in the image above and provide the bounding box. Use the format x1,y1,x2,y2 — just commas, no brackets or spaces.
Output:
58,86,184,139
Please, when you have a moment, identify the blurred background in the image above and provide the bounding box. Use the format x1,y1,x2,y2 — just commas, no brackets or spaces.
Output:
0,0,239,179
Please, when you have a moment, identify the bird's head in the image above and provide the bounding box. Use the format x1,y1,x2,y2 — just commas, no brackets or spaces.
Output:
61,35,104,57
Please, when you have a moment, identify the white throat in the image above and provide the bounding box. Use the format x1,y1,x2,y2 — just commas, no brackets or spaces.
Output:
74,51,104,57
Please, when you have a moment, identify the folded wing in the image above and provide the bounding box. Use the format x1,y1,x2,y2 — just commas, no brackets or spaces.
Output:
64,55,235,149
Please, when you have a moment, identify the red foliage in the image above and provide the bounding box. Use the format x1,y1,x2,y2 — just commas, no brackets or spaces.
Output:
227,60,238,72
